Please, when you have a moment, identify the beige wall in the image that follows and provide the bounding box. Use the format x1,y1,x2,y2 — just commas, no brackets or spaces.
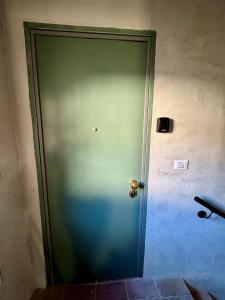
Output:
0,0,225,299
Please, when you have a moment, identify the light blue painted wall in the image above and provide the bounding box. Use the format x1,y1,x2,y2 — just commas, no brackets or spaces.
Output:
144,2,225,297
144,192,225,298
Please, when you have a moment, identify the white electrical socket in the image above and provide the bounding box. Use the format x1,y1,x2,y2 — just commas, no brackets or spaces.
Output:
174,160,189,170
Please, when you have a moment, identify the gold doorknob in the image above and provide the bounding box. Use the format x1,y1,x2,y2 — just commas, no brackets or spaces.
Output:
130,179,139,190
130,179,144,190
129,179,144,198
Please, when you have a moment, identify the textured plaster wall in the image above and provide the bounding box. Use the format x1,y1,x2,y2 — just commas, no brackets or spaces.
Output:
0,0,225,299
144,1,225,299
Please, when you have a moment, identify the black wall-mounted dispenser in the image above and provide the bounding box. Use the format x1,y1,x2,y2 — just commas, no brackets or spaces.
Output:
156,117,172,133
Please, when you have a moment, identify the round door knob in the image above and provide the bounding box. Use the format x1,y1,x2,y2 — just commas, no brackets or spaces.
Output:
130,179,139,190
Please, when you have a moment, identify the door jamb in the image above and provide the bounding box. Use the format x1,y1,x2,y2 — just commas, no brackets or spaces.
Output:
24,22,156,286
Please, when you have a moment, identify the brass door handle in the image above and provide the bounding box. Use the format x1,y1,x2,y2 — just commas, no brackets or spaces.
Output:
129,179,144,198
130,179,144,190
130,179,139,190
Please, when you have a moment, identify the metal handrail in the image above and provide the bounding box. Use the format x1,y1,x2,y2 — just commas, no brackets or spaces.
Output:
194,196,225,219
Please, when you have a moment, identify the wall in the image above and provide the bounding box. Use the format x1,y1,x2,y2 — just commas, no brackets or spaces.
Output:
0,3,46,300
144,1,225,299
0,0,224,299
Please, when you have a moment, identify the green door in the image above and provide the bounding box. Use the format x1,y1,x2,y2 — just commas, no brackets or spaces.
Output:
28,26,154,285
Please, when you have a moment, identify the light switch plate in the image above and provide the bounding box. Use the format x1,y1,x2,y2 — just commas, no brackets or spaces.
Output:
174,160,189,170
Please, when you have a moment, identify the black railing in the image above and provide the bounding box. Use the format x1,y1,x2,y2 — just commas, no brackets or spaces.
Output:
194,196,225,219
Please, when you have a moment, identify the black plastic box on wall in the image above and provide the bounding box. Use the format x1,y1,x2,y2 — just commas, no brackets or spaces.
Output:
156,117,173,133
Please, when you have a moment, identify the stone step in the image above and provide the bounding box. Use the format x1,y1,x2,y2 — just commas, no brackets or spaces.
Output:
32,277,214,300
155,278,193,299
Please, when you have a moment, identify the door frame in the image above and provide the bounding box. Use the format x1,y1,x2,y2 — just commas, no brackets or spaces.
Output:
24,22,156,286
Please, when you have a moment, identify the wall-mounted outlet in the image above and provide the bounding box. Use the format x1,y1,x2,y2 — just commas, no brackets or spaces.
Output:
174,160,189,170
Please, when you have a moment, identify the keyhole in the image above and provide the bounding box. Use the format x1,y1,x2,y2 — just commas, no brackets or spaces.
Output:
129,189,137,198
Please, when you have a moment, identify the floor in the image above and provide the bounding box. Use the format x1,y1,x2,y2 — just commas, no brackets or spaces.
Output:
31,278,194,300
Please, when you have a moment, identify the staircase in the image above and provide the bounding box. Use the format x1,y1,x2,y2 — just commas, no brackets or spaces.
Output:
31,278,214,300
